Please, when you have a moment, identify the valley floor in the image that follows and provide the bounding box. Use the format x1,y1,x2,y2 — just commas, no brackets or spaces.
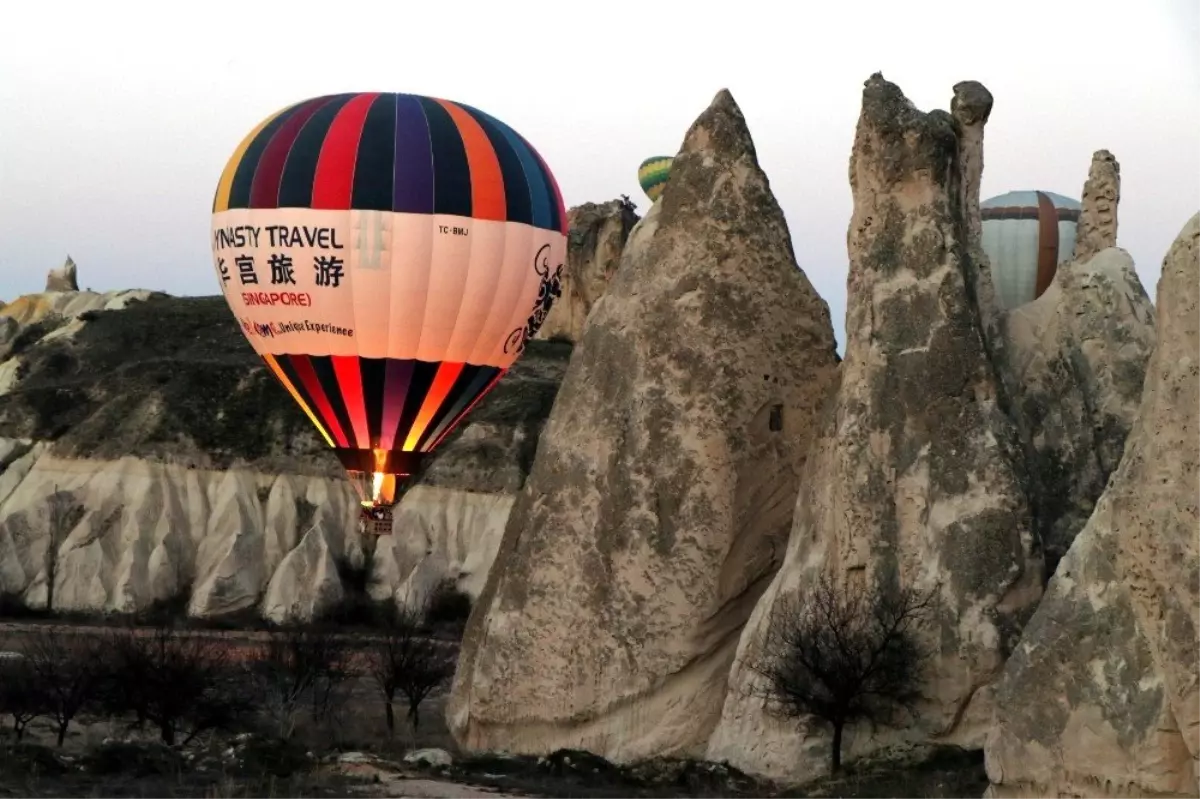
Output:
0,617,986,798
0,688,987,798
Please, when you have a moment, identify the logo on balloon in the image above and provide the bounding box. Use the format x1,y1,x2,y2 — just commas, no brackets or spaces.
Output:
242,319,277,338
504,244,564,355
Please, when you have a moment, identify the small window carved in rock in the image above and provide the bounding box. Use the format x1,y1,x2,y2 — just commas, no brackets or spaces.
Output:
769,404,783,432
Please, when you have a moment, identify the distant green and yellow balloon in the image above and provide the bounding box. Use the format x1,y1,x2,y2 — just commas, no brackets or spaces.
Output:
637,156,673,203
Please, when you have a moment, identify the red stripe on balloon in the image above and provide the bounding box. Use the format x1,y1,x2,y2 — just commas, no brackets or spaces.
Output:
311,93,380,209
332,355,369,449
290,355,350,448
249,96,335,208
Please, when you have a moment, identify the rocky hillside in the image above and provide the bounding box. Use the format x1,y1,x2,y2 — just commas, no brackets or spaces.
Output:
0,71,1194,798
0,210,632,620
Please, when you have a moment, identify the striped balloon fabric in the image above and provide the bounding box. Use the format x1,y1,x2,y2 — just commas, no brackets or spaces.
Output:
980,189,1081,311
210,92,568,508
637,155,673,203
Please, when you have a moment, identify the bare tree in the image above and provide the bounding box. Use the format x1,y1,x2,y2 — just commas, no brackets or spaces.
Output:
367,602,456,735
248,621,357,740
744,573,938,775
0,654,43,740
44,488,85,614
20,625,105,746
97,623,254,746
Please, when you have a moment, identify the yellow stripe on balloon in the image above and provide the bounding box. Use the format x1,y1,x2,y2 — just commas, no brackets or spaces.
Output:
261,354,335,448
212,104,295,213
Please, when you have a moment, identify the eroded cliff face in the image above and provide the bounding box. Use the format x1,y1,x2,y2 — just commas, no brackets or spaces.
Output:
0,288,570,619
708,75,1045,783
984,213,1200,799
997,150,1154,571
535,199,639,343
446,88,840,762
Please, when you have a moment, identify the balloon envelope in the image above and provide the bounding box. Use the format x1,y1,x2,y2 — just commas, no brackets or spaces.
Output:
210,92,568,508
980,189,1080,310
638,156,673,203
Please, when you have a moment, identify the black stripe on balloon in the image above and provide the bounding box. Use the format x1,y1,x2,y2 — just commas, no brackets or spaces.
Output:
393,360,440,452
416,97,472,219
225,105,305,210
351,94,398,212
428,367,503,452
520,137,563,236
359,357,387,449
277,93,355,209
414,364,495,452
458,105,533,226
306,356,357,451
273,355,331,435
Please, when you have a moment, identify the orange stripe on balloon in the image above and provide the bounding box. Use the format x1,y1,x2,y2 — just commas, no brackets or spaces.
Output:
436,100,506,221
423,368,507,454
261,354,335,448
332,355,369,449
312,93,380,209
403,362,465,452
290,356,350,448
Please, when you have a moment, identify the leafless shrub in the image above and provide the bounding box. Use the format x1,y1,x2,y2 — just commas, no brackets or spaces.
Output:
19,625,106,746
0,653,42,740
96,622,254,746
366,601,456,735
745,573,938,775
247,621,358,740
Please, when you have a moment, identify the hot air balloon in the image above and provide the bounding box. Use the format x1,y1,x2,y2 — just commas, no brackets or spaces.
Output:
980,189,1081,310
637,156,673,203
210,92,568,534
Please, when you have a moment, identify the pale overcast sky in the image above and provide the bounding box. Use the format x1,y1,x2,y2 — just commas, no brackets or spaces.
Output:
1,0,1196,350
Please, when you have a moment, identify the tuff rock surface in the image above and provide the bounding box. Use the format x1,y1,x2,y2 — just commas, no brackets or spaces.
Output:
0,290,570,618
45,256,79,292
446,88,840,762
536,199,640,343
708,75,1044,782
984,212,1200,799
1073,150,1120,263
1000,150,1155,570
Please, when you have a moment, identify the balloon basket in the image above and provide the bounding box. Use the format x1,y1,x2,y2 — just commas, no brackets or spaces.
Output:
359,504,394,536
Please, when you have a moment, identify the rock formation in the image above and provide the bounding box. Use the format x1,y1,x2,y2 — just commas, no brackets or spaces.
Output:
536,199,640,343
45,255,79,292
1000,151,1155,570
708,75,1044,782
374,485,514,608
0,292,570,618
1073,150,1120,263
984,212,1199,798
447,88,840,762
